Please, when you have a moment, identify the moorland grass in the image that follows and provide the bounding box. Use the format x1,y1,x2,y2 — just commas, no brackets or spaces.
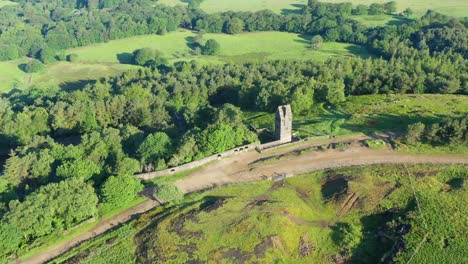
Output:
50,164,468,264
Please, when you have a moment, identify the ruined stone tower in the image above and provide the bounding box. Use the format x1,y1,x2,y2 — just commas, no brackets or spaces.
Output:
275,104,293,143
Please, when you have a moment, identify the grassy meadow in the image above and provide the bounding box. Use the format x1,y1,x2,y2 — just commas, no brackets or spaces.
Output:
0,0,16,8
67,30,369,64
0,60,136,92
0,31,369,92
160,0,468,17
50,164,468,263
247,94,468,138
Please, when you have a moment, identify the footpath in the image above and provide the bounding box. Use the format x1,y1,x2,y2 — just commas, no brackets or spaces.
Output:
21,135,468,264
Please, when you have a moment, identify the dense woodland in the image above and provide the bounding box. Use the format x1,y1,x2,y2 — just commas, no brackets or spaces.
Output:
0,0,468,260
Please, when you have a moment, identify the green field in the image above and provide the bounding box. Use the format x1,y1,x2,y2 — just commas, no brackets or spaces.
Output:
67,30,369,64
247,94,468,138
0,31,369,91
159,0,308,14
0,0,16,8
321,0,468,17
51,164,468,264
0,60,136,92
161,0,467,17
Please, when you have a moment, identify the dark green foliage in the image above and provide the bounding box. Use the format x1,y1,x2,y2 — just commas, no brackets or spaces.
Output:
66,53,79,62
133,48,167,67
198,123,253,155
203,39,221,55
38,48,57,64
22,59,44,73
137,132,173,167
404,122,426,144
100,174,143,207
404,115,468,146
0,222,22,259
4,179,98,241
153,183,183,203
224,18,244,34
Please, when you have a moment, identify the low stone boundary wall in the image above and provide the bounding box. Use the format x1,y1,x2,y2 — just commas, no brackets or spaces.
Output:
137,143,257,180
137,135,332,180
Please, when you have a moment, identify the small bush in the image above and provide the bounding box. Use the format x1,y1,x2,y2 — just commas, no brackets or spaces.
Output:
153,184,183,203
67,53,79,62
22,59,44,73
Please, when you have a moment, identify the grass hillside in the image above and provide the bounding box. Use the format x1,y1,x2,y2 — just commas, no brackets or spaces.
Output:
0,31,369,92
321,0,468,17
67,30,369,64
247,94,468,139
51,165,468,263
160,0,468,17
0,60,136,92
0,0,16,8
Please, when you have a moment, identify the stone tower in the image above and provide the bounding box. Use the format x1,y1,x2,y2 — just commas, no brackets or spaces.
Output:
275,104,293,143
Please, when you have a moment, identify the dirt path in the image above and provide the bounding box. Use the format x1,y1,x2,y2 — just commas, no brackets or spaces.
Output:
19,200,159,264
20,136,468,264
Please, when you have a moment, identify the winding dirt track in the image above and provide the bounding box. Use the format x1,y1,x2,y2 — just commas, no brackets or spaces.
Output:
20,135,468,264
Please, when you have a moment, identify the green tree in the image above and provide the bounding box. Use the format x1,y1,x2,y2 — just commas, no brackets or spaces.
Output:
5,179,98,241
137,132,173,165
352,4,368,15
383,1,397,13
404,122,426,144
100,174,143,207
133,48,154,66
38,48,56,64
203,39,221,55
401,8,414,17
0,222,23,259
56,159,101,181
224,18,244,34
369,3,385,15
325,79,346,104
153,183,183,203
22,59,44,73
290,82,315,114
310,35,324,49
132,48,167,67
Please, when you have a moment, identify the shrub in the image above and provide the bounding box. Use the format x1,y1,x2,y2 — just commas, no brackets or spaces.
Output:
22,59,44,73
331,222,362,253
203,39,220,55
67,53,79,62
100,174,144,207
153,184,183,203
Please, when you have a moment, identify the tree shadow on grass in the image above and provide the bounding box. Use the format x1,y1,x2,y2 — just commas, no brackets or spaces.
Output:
348,198,415,263
345,45,372,58
59,79,96,92
116,52,133,64
293,34,311,45
185,36,202,51
281,4,305,15
386,15,413,26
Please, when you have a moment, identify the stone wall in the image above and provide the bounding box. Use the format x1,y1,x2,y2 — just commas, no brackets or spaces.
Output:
136,135,332,180
137,143,257,180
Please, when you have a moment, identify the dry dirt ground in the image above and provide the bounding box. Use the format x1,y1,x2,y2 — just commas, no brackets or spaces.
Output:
21,135,468,264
